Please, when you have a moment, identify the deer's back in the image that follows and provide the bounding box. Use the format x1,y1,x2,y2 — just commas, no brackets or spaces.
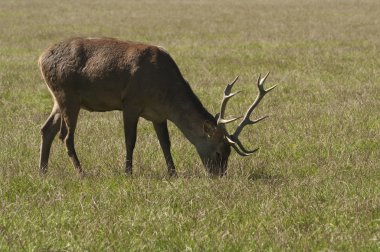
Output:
39,38,180,111
39,37,160,84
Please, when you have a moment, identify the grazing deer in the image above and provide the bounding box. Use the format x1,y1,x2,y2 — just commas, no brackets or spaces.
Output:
38,37,276,177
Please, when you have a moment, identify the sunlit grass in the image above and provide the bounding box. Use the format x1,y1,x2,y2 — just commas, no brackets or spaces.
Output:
0,0,379,250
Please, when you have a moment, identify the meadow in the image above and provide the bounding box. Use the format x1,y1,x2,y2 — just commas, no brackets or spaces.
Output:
0,0,379,250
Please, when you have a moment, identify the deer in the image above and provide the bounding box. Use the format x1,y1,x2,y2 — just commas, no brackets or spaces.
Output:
38,37,276,177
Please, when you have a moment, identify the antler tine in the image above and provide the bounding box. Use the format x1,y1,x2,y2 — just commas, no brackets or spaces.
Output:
259,72,277,94
232,73,275,139
230,143,253,156
226,136,259,155
217,76,242,125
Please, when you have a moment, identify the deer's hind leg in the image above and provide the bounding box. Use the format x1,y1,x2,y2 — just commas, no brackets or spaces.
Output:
40,102,61,174
58,92,83,177
59,117,68,142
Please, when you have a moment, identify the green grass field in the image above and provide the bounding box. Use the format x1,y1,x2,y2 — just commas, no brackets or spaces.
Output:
1,0,379,250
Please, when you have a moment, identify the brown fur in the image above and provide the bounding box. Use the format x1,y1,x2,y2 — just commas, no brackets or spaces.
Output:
39,37,230,177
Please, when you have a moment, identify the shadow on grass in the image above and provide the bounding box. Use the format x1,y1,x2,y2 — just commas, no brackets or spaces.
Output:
248,169,283,182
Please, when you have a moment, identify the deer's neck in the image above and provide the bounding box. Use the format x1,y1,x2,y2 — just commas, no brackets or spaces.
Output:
168,91,215,149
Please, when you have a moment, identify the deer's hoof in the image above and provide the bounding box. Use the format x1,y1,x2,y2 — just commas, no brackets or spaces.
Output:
168,170,178,178
39,168,48,176
77,170,85,179
125,169,132,177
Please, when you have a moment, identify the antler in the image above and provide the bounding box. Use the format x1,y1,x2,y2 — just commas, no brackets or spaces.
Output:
220,73,277,156
216,76,241,125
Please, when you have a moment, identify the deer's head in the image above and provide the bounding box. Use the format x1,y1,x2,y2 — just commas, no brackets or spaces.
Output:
199,73,277,176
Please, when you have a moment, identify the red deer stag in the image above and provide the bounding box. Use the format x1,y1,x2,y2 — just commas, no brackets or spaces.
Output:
38,37,276,177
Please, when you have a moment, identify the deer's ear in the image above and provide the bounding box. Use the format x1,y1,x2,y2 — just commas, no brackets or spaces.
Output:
203,120,216,138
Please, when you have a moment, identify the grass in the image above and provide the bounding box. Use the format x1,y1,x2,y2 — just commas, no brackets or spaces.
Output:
0,0,379,250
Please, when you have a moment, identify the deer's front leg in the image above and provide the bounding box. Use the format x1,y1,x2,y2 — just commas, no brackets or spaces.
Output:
122,106,139,175
153,121,177,177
